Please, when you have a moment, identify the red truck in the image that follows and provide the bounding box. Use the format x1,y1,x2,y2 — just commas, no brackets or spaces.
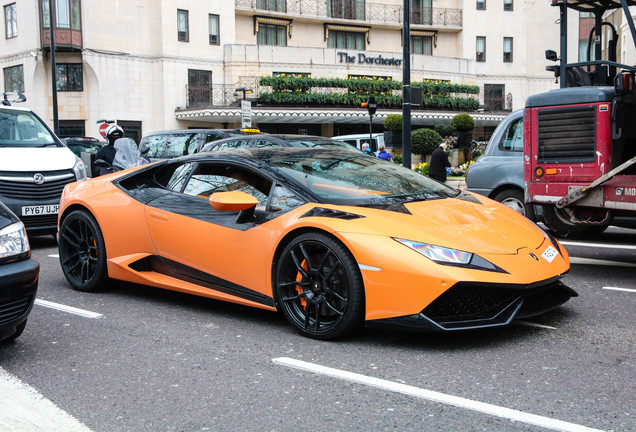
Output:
524,0,636,237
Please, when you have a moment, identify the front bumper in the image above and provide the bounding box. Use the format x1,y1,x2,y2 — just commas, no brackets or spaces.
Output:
370,277,576,332
0,257,40,340
0,195,61,236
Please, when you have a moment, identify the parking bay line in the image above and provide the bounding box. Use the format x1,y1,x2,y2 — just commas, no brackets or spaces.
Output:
569,257,636,268
603,286,636,293
559,241,636,250
35,299,103,319
0,366,93,432
273,357,604,432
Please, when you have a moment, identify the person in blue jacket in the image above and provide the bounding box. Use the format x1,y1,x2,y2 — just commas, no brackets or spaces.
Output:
377,145,394,163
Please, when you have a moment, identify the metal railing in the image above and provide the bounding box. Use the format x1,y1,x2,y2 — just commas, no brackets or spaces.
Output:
185,77,261,109
236,0,462,28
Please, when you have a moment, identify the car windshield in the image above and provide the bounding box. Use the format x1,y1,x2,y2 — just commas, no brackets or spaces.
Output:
267,150,458,205
284,137,361,152
0,109,59,148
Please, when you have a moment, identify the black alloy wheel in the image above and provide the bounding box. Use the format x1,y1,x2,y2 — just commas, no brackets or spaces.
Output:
275,232,364,340
58,209,108,292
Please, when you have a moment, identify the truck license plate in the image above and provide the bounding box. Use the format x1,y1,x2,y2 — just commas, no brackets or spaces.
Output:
22,204,59,216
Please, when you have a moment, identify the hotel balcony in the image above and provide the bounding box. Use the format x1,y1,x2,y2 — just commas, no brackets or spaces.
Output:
235,0,462,31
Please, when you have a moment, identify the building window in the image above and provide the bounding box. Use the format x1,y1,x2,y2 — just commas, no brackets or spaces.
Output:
3,65,24,92
56,63,83,91
476,36,486,62
411,36,433,55
328,0,365,20
256,0,286,11
411,0,432,25
58,120,85,138
504,0,513,11
257,23,287,46
579,39,589,62
177,9,188,42
484,84,505,111
187,69,212,108
4,3,17,39
209,14,219,45
328,31,365,50
476,0,486,10
503,37,513,62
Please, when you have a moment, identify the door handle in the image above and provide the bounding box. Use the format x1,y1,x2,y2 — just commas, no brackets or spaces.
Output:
148,210,169,221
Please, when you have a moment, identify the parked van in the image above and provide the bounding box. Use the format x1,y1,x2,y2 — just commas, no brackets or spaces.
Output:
0,104,87,235
139,128,262,161
331,133,385,151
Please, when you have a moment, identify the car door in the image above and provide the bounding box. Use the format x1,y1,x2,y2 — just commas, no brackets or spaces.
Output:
143,160,294,307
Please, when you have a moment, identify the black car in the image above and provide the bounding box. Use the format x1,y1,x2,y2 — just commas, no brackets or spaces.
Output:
139,128,263,161
0,200,39,342
62,136,106,158
201,134,364,153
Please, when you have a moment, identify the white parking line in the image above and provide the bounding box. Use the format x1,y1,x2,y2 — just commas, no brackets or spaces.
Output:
560,241,636,250
35,299,103,319
514,320,557,330
603,286,636,293
273,357,604,432
569,257,636,268
48,254,59,258
0,367,93,432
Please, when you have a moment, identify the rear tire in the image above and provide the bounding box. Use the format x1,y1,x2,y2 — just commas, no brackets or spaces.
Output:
541,205,610,239
58,209,108,292
493,188,535,220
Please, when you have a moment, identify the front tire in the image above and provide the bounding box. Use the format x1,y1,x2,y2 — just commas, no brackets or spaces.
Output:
541,205,610,239
274,232,364,340
58,209,108,292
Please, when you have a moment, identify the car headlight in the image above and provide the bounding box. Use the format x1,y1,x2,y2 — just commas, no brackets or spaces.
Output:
394,238,507,273
0,220,30,261
73,156,88,180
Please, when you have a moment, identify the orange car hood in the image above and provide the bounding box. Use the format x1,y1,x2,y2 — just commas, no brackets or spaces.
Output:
326,197,545,255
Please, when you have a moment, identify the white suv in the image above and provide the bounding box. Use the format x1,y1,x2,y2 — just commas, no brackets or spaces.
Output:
0,105,87,236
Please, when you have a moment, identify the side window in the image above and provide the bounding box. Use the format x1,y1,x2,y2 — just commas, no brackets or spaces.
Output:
499,118,523,152
164,133,198,157
205,133,223,146
182,164,272,208
270,184,306,212
166,163,195,192
253,139,280,148
216,140,249,150
142,135,168,159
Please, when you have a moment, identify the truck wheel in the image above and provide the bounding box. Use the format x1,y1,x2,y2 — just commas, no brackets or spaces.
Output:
493,189,535,220
541,205,610,239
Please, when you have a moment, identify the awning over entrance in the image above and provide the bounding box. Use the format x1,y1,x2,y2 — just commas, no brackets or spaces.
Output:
175,106,506,126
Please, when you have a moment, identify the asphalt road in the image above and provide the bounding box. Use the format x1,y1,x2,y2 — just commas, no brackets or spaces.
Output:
0,227,634,432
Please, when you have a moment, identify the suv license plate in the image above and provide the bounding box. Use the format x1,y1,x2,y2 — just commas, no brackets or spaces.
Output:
22,205,59,216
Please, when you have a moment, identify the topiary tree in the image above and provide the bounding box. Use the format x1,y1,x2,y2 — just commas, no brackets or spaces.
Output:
434,124,456,138
450,113,475,132
383,114,402,131
411,128,442,156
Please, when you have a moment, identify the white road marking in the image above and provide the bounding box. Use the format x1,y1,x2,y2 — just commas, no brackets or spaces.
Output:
35,299,103,319
560,241,636,250
602,286,636,293
0,367,93,432
48,253,59,258
569,257,636,268
273,357,604,432
514,320,557,330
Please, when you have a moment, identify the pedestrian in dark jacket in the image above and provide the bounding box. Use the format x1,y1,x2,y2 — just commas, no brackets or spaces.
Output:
428,143,451,182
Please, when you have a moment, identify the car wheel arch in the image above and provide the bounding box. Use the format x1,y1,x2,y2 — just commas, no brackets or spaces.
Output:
270,227,364,309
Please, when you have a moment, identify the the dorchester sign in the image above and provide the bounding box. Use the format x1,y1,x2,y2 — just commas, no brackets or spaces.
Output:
337,52,402,66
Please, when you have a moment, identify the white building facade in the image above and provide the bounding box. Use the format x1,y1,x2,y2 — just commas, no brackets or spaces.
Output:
0,0,581,140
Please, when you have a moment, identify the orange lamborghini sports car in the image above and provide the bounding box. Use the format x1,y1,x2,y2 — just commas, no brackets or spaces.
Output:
58,147,576,339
